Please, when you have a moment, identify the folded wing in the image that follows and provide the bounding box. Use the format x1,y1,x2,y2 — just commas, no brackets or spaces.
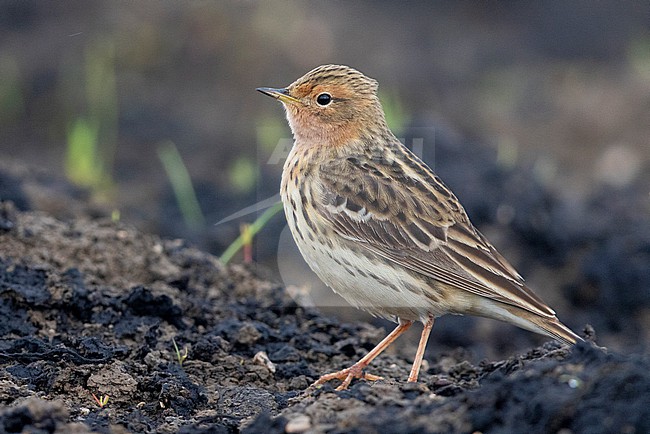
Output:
314,146,555,318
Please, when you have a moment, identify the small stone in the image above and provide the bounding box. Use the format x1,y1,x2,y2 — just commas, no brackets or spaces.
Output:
253,351,276,373
237,324,262,345
285,414,311,433
288,375,309,390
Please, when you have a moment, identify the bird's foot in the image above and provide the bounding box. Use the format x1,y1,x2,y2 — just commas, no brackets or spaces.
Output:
311,363,383,391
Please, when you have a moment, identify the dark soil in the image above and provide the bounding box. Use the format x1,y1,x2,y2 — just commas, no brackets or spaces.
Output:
1,172,650,433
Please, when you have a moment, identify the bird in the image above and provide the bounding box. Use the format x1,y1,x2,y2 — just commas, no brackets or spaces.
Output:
257,64,582,391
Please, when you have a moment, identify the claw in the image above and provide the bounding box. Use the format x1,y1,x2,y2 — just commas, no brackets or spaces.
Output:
312,364,384,391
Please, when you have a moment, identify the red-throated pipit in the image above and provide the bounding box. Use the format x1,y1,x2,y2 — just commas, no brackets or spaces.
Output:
258,64,582,391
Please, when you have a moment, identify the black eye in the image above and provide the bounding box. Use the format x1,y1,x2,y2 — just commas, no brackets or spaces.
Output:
316,93,332,106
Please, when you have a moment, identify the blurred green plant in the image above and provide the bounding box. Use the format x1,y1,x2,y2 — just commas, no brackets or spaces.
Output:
157,141,206,229
628,36,650,81
64,39,118,200
228,156,257,194
256,115,289,153
379,90,408,136
0,55,24,126
66,118,101,185
220,201,283,265
256,114,293,167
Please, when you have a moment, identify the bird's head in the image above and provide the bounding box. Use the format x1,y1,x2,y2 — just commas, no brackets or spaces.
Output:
257,64,389,146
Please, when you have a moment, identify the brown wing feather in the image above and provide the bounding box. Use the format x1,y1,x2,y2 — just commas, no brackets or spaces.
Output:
315,144,555,318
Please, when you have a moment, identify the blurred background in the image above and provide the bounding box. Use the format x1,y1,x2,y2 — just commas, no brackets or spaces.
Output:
1,1,648,358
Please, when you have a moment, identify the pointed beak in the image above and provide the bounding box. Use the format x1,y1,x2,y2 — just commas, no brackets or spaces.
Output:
256,87,301,105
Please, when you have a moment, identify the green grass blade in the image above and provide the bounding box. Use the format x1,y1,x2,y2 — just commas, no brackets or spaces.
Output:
220,201,283,264
157,141,205,229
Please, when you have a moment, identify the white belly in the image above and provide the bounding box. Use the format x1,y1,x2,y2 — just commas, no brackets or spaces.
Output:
282,182,444,323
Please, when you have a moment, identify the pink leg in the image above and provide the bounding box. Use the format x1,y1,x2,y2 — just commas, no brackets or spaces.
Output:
408,316,434,382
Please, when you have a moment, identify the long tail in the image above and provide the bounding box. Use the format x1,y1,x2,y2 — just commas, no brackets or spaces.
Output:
499,306,583,345
526,314,583,345
483,303,583,345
